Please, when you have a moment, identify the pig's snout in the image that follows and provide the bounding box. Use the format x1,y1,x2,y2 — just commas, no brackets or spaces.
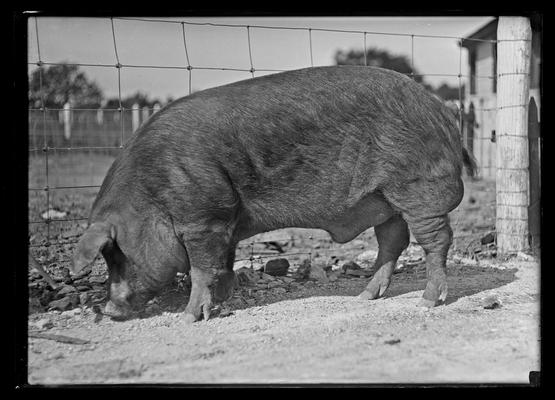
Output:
104,299,133,320
104,279,151,320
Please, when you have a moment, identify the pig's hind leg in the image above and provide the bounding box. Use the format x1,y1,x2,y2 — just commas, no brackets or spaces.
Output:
383,177,463,307
359,214,409,300
406,214,452,307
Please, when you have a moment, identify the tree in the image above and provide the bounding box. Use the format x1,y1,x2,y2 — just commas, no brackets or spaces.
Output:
334,47,461,101
335,48,427,85
28,63,104,108
104,91,163,109
435,82,464,101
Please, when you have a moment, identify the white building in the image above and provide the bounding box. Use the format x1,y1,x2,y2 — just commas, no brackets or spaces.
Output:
461,17,541,180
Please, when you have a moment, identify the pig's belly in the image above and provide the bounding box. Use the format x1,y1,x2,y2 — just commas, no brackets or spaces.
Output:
239,191,396,244
320,192,396,243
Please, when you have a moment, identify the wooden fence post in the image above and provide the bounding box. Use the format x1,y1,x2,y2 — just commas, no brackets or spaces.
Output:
495,17,532,253
132,102,140,133
96,107,104,125
142,106,150,123
63,102,71,140
528,97,540,251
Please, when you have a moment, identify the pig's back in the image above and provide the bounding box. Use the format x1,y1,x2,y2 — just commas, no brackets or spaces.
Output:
95,66,462,228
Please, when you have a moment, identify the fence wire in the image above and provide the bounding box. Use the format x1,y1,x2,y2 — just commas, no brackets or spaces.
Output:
28,16,509,269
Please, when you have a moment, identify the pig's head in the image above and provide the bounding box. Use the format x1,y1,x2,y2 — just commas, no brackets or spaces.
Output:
72,213,190,320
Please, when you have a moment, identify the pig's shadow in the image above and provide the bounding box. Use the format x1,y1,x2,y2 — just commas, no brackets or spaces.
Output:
383,264,519,306
151,263,518,318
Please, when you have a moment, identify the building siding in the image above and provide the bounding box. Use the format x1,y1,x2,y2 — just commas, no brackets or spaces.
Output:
463,34,540,181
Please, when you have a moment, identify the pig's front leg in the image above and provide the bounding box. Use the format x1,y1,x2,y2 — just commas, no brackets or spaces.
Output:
181,230,237,323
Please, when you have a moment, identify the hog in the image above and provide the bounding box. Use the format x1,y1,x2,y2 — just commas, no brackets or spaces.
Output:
72,65,476,322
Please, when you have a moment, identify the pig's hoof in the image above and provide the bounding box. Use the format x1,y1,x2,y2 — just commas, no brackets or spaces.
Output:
419,280,448,308
183,313,197,324
417,298,437,308
358,278,390,300
103,300,133,320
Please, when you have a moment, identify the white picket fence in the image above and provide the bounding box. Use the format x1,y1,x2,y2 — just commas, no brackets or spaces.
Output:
58,102,163,141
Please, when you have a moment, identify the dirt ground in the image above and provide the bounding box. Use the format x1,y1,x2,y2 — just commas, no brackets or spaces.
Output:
26,159,541,385
27,255,539,385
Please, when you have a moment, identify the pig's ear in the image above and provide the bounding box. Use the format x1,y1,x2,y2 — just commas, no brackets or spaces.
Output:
72,222,113,274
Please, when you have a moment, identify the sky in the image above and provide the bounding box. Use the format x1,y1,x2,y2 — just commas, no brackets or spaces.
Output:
27,16,495,103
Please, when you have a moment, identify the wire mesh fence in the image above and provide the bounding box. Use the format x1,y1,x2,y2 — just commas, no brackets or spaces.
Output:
28,16,506,273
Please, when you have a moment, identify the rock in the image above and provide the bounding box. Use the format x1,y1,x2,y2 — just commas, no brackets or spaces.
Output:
89,275,107,284
233,260,252,270
235,267,258,286
45,352,65,361
245,298,256,306
91,285,106,292
68,294,80,308
322,264,334,272
295,259,312,279
41,209,67,220
327,272,339,282
48,297,72,311
342,261,362,271
92,296,105,307
355,250,378,264
454,256,477,266
32,318,53,330
252,260,266,271
72,267,92,280
351,239,366,249
480,248,498,259
516,252,534,262
259,272,276,282
29,297,42,312
480,231,496,245
29,271,42,281
268,280,284,289
264,258,290,276
61,308,82,317
326,255,341,266
39,291,55,306
309,264,329,283
482,295,502,309
263,241,285,253
57,285,77,296
62,268,72,284
227,297,245,308
28,281,40,289
146,303,161,315
279,276,295,284
331,263,344,273
346,269,373,277
464,257,478,266
79,292,90,305
76,285,90,292
71,278,91,287
272,287,287,294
